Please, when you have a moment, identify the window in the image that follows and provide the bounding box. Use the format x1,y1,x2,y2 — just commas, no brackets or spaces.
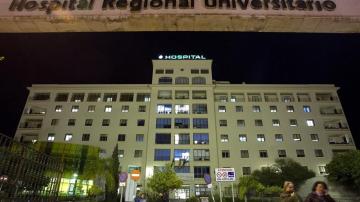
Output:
51,119,58,126
175,91,189,99
47,133,55,142
136,134,144,142
174,149,190,162
290,119,298,127
175,133,190,145
193,118,208,128
193,104,207,114
237,120,245,127
119,93,134,102
230,93,245,102
264,93,279,102
270,106,277,112
255,120,263,127
119,119,127,126
272,119,280,127
105,105,112,112
220,134,229,142
175,105,189,114
175,77,189,84
121,105,129,112
319,166,327,174
159,77,172,84
218,106,226,112
296,150,305,157
68,119,76,126
158,90,172,99
259,150,268,158
87,93,101,102
257,134,265,142
248,93,262,102
118,150,124,158
71,93,85,102
102,119,110,126
64,134,72,141
88,105,95,112
33,93,50,101
192,91,207,99
252,105,261,112
293,134,302,141
201,69,209,74
310,134,319,142
191,69,199,74
55,93,69,102
103,93,117,102
55,105,63,112
71,105,79,112
138,105,146,112
275,134,283,142
192,77,206,84
137,119,145,126
136,93,151,102
157,104,172,114
287,106,294,112
156,118,171,128
235,106,243,112
193,149,210,161
240,150,249,158
306,119,315,127
194,184,209,197
222,150,230,158
315,149,324,157
134,150,143,158
84,119,93,126
242,167,251,175
82,133,90,141
165,69,173,74
175,118,190,128
278,150,287,158
281,93,295,102
154,149,171,161
100,134,108,141
194,166,210,178
219,120,227,127
118,134,126,141
155,69,164,74
239,134,247,142
303,106,311,113
193,133,209,144
155,133,171,144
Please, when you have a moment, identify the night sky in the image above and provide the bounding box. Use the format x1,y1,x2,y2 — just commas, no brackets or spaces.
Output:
0,32,359,148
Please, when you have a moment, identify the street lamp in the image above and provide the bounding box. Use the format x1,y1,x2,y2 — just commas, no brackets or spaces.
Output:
0,175,8,191
73,173,78,196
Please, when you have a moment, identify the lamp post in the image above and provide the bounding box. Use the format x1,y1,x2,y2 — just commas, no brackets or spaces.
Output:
73,173,78,196
0,175,8,192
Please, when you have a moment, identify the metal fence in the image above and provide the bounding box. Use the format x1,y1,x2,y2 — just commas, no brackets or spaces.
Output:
0,134,63,202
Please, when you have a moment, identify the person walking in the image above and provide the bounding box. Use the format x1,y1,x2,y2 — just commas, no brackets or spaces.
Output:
304,181,336,202
280,181,303,202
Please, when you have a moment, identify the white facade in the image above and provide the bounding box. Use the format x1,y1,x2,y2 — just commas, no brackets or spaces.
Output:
15,59,356,198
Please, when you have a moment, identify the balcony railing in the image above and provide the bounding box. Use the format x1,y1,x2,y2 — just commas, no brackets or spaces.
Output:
320,109,343,115
264,97,279,102
316,96,339,102
298,97,312,102
324,124,348,130
19,123,42,129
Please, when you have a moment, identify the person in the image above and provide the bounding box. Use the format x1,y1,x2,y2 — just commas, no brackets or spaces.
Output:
140,193,147,202
304,181,336,202
134,193,141,202
280,181,303,202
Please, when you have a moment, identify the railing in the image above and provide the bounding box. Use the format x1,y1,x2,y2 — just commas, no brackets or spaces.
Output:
265,97,279,102
18,123,42,129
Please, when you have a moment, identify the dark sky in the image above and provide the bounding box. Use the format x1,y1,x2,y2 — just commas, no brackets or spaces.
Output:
0,32,359,148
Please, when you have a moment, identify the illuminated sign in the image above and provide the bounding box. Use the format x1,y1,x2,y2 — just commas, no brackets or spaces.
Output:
158,54,206,60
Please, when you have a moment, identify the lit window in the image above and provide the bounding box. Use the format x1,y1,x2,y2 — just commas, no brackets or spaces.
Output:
47,133,55,142
64,134,72,141
158,90,172,99
105,105,112,112
303,106,311,113
222,150,230,158
218,106,226,112
193,133,209,144
71,93,85,102
287,106,294,112
275,134,283,142
310,134,319,142
100,134,108,142
306,119,315,127
259,150,268,158
118,150,124,158
88,105,95,112
239,134,247,142
293,134,302,141
87,93,101,102
103,93,117,102
252,105,261,112
174,133,190,145
318,166,327,174
71,106,79,112
290,119,298,127
272,119,280,127
193,149,210,161
270,106,277,112
136,93,151,102
174,149,190,162
257,134,265,142
157,104,172,114
121,105,129,112
55,105,63,112
220,134,229,142
175,105,189,114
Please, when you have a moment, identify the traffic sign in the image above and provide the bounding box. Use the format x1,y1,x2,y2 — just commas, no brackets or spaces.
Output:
204,174,212,184
119,172,128,183
130,169,141,181
215,168,236,182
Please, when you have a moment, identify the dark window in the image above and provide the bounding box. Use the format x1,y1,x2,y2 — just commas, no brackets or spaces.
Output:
102,119,110,126
259,150,268,158
103,93,117,102
68,119,76,126
194,166,210,178
191,69,199,74
175,77,189,84
118,134,126,141
156,118,171,128
159,77,173,84
55,93,69,102
138,105,146,112
100,134,108,142
242,167,251,175
120,93,134,102
174,166,190,173
85,119,93,126
51,119,58,126
192,77,206,84
200,69,209,74
155,69,164,74
87,93,101,102
222,150,230,158
120,119,127,126
278,150,287,158
240,150,249,158
193,104,207,114
33,93,50,101
155,133,171,144
175,118,190,129
71,93,85,102
193,133,209,144
82,134,90,141
137,119,145,126
136,93,151,102
165,69,173,74
154,149,171,161
193,118,208,128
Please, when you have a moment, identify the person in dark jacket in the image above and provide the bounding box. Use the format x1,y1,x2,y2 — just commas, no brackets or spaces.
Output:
280,181,303,202
304,181,336,202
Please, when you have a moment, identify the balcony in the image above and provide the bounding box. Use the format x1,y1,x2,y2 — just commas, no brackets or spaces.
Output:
264,94,279,102
328,135,353,145
19,119,43,129
320,107,343,115
280,94,295,102
297,93,312,102
324,121,348,130
230,93,245,102
316,93,339,102
214,94,228,102
24,107,46,115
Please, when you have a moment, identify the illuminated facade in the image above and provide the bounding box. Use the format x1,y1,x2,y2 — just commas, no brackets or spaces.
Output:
15,57,356,198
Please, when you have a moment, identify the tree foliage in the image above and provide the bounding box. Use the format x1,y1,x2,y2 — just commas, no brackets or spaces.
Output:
238,176,262,200
147,164,182,196
326,150,360,190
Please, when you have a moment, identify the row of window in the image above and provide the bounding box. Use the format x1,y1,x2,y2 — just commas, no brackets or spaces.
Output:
218,119,315,127
155,68,209,74
52,118,146,127
48,133,144,142
218,105,312,113
156,118,208,129
222,149,325,158
32,92,151,102
54,105,143,113
157,90,207,99
158,77,207,85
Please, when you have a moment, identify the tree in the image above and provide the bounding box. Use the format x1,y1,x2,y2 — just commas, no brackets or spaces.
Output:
326,150,360,190
238,176,262,202
252,158,315,187
147,164,183,201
